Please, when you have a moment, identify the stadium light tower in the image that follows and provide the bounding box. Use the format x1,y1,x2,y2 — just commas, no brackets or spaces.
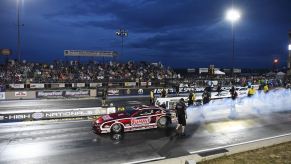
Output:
115,29,128,56
226,7,241,77
17,0,24,61
273,58,279,72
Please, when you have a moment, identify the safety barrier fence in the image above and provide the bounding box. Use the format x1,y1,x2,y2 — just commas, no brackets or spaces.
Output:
0,107,116,123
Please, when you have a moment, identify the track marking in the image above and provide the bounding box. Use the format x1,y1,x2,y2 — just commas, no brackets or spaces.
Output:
123,157,166,164
190,132,291,154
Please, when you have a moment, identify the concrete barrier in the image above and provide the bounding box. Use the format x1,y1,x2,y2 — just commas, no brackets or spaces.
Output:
0,106,117,123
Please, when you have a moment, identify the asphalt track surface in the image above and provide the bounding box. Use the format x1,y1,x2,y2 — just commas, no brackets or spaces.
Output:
0,97,149,112
0,98,291,164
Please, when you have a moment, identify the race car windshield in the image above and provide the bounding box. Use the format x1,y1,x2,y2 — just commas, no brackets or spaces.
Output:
124,109,136,116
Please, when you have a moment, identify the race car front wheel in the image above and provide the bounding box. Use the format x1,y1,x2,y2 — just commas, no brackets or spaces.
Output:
157,117,168,128
111,124,123,133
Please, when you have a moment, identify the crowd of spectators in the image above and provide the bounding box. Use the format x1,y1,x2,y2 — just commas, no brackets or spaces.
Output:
0,60,178,84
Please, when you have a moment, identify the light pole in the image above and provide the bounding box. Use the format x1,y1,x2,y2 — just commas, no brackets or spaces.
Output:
226,8,240,77
17,0,24,62
115,29,128,56
273,58,279,72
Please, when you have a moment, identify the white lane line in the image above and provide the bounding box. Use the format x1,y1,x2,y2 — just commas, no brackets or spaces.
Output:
123,157,166,164
190,132,291,154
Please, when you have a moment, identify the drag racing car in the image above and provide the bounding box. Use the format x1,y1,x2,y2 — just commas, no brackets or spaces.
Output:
92,105,175,134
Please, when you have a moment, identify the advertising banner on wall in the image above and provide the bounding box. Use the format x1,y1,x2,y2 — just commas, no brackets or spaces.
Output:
140,82,152,87
76,83,85,88
65,90,90,97
90,83,102,88
9,84,25,89
0,92,5,100
124,82,136,87
30,83,45,89
64,50,118,57
51,83,60,88
36,91,64,98
107,89,120,96
15,91,27,97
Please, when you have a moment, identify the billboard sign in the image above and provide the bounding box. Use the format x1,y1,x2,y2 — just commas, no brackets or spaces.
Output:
37,91,63,98
30,83,45,89
65,90,90,97
64,50,118,57
9,84,25,89
15,91,27,97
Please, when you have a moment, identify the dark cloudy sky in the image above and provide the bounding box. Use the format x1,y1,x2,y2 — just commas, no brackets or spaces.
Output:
0,0,290,68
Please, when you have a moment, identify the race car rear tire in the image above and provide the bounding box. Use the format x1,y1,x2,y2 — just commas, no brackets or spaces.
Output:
111,124,123,133
157,117,168,128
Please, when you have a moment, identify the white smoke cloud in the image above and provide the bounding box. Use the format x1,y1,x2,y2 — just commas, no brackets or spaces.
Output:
186,88,291,123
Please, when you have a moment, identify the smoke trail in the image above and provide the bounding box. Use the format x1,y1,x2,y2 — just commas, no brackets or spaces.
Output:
186,88,291,123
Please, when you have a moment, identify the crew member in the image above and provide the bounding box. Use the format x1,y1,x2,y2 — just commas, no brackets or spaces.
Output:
188,91,195,106
248,86,256,97
160,102,166,109
118,106,125,112
175,84,180,96
229,86,238,119
101,89,107,106
161,88,167,98
263,84,269,93
150,89,155,105
175,98,187,136
230,86,238,100
216,84,222,96
202,90,211,105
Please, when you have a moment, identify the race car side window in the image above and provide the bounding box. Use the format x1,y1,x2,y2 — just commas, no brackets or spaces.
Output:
136,109,153,116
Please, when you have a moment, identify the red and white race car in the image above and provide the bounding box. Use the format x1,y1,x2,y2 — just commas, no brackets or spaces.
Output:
92,106,174,134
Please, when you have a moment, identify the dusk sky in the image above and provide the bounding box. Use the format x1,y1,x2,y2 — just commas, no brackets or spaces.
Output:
0,0,291,68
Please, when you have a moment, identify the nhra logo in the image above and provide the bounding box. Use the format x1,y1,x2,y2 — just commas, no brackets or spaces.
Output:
32,112,44,119
131,118,150,125
138,89,143,94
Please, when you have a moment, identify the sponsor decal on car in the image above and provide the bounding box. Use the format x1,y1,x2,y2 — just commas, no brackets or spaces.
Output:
102,115,113,121
131,118,150,127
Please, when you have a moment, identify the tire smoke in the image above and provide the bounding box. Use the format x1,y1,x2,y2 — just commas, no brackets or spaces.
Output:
186,88,291,123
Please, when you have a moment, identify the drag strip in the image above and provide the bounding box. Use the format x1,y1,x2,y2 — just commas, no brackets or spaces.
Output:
0,97,148,112
0,111,291,164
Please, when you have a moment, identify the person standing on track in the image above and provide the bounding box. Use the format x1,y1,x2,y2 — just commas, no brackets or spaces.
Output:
175,98,187,136
230,86,238,100
161,88,167,98
248,86,256,97
101,89,107,106
229,86,238,118
202,89,211,105
188,91,195,106
150,89,155,105
263,83,269,93
175,84,180,96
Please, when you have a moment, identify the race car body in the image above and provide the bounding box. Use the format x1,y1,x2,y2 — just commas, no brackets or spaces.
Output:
92,106,174,134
